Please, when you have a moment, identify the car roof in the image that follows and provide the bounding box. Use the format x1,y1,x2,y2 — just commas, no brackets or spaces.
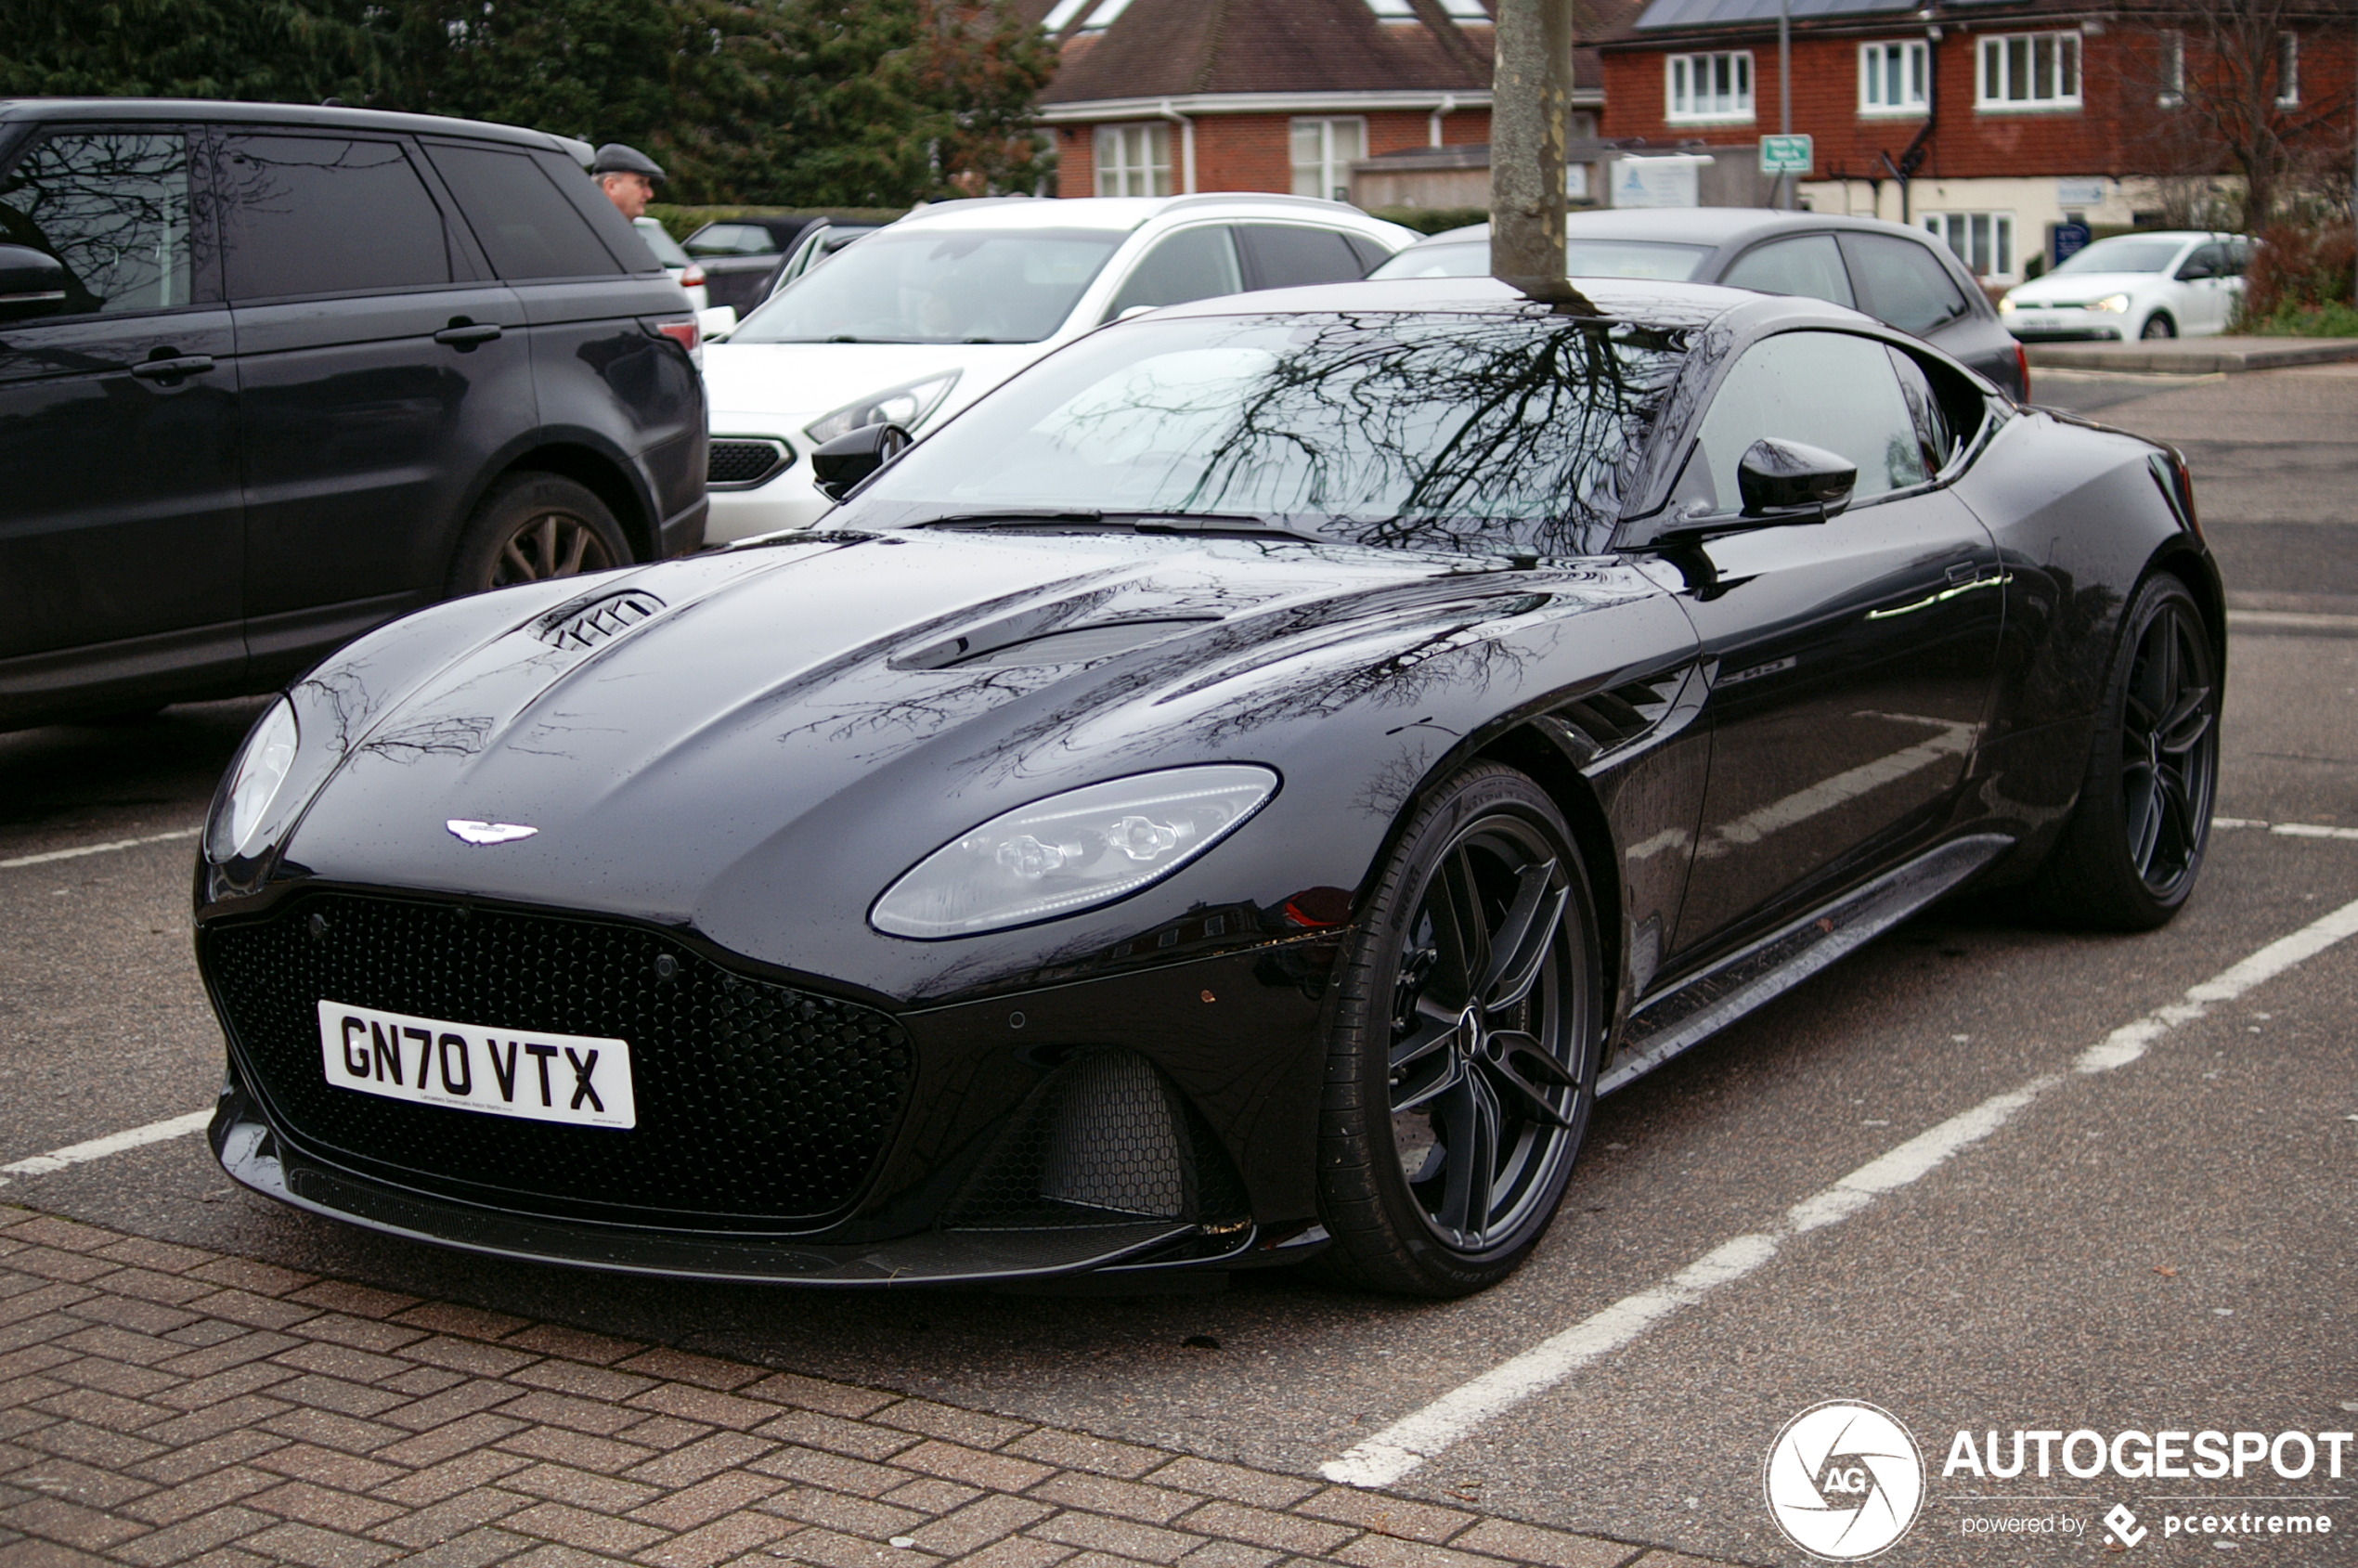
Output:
899,193,1411,237
1152,273,1785,330
1403,208,1970,252
0,97,566,152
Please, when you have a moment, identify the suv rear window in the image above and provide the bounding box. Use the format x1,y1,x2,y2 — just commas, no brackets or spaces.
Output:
1844,233,1971,335
424,142,622,280
219,136,451,300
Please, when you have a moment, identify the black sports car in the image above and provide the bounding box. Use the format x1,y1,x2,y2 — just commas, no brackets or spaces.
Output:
195,278,2221,1297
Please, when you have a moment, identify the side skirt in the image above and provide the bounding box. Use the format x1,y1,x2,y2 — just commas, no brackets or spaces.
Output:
1600,833,2013,1095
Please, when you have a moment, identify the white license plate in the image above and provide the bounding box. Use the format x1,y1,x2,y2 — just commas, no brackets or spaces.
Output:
316,1000,637,1130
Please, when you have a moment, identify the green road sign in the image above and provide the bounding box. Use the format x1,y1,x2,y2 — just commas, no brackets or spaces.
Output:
1759,135,1813,175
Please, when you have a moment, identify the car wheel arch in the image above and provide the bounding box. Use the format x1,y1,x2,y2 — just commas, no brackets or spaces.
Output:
496,443,656,564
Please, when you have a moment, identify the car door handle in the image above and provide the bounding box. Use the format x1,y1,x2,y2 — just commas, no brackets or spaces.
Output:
434,322,503,347
129,354,216,381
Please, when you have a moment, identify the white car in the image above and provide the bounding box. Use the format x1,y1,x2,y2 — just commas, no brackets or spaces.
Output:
699,195,1418,542
2000,231,2251,343
632,216,709,312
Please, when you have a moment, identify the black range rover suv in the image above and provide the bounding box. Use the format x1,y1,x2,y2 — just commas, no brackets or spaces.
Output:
0,99,707,729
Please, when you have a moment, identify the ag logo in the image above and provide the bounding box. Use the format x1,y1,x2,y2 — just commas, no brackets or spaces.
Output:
1763,1400,1924,1560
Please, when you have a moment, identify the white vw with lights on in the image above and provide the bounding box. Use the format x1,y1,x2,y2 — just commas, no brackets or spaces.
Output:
316,1001,636,1130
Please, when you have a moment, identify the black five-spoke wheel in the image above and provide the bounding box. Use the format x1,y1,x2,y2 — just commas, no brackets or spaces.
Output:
1319,764,1601,1296
2034,573,2219,928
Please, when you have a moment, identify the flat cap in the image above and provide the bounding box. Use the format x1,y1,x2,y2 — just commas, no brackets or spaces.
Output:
591,143,666,181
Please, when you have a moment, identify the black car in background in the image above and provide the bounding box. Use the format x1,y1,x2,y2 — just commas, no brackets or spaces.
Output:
1373,209,2030,399
0,99,707,730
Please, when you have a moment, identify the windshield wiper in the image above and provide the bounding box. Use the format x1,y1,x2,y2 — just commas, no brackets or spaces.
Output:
913,510,1108,528
1126,512,1324,542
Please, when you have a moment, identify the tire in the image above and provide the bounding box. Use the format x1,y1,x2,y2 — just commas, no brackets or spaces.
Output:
2141,313,2177,340
2031,574,2219,929
446,473,631,598
1316,763,1603,1297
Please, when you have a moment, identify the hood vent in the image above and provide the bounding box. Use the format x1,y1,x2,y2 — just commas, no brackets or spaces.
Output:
535,590,665,652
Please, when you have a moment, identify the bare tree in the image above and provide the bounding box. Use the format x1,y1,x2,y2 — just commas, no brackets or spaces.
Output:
2122,0,2354,230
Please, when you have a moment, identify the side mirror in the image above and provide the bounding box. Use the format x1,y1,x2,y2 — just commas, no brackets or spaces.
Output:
810,422,912,501
1738,437,1855,519
0,244,70,322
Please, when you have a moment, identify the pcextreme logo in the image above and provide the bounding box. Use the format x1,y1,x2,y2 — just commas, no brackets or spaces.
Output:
1764,1401,1927,1560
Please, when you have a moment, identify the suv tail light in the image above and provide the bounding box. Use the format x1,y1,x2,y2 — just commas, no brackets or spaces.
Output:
2015,342,2031,403
656,319,700,353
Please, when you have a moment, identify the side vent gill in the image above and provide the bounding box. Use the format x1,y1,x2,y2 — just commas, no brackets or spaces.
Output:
1549,672,1678,760
535,590,665,652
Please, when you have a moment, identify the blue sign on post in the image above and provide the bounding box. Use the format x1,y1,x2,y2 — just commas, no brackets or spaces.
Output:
2053,221,2092,266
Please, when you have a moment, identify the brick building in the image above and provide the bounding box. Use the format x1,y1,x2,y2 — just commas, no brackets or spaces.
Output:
1596,0,2354,284
1024,0,1500,202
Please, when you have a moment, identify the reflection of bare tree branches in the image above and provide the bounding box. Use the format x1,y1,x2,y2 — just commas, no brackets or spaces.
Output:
0,133,193,314
361,716,493,761
1163,313,1686,560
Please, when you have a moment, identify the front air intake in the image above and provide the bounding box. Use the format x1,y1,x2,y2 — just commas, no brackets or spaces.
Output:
942,1050,1249,1231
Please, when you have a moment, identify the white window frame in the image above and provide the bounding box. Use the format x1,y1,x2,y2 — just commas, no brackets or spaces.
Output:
1094,123,1171,198
1666,51,1756,123
1858,40,1929,116
1922,211,2018,284
2158,31,2184,108
1975,31,2082,111
2276,32,2299,107
1289,117,1367,202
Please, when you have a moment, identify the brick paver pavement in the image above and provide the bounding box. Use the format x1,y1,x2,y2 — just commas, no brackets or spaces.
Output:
0,1206,1736,1568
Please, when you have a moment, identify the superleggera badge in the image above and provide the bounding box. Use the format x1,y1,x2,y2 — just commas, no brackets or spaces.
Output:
447,820,538,846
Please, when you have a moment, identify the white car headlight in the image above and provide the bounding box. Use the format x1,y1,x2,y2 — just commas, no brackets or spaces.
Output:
2092,293,2132,313
208,697,299,862
1997,296,2016,314
871,766,1279,940
804,371,960,446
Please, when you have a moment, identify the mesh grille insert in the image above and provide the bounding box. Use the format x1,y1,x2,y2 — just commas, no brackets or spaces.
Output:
708,438,791,487
204,894,913,1226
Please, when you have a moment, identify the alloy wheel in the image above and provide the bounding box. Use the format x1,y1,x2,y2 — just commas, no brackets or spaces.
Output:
1385,819,1584,1253
492,512,617,589
2120,599,2214,897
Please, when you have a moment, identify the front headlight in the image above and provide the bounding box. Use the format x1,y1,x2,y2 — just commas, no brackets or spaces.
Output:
871,766,1279,940
1997,295,2016,314
2092,293,2132,313
207,697,299,862
804,371,960,446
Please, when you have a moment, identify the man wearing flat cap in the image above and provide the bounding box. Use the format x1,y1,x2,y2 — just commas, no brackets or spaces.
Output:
592,144,664,221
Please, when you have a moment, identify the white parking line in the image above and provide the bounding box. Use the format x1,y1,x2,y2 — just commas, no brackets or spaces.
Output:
0,826,202,870
1321,892,2358,1489
2212,818,2358,841
0,1110,214,1190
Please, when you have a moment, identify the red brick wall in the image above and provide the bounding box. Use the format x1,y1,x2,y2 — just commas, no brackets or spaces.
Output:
1055,108,1494,198
1598,26,2352,182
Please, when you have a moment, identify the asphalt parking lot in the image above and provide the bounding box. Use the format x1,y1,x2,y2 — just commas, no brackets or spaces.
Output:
3,364,2353,1567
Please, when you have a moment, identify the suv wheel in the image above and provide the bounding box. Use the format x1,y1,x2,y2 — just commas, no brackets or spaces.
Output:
447,474,631,596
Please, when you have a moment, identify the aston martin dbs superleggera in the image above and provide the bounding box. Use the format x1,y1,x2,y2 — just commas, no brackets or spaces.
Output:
195,278,2221,1297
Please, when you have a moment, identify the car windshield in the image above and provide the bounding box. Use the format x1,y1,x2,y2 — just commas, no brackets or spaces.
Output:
2050,237,2187,276
855,311,1689,558
1372,238,1711,282
632,219,691,268
731,227,1125,344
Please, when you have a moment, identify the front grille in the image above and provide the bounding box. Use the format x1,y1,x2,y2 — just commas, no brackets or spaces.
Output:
708,437,791,488
204,894,913,1227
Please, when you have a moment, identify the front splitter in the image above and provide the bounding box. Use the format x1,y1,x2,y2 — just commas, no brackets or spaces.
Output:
213,1101,1242,1287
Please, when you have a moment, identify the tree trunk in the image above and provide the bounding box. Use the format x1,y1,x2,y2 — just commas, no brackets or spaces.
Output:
1490,0,1590,308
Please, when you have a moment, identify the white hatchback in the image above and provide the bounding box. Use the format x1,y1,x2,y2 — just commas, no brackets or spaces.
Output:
2000,231,2251,343
699,195,1418,542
